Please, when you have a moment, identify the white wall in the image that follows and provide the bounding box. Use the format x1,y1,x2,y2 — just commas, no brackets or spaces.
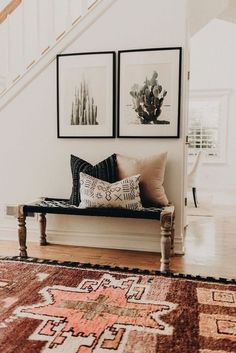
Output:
190,19,236,192
0,0,188,255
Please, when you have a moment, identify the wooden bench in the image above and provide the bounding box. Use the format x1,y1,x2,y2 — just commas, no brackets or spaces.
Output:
17,197,175,272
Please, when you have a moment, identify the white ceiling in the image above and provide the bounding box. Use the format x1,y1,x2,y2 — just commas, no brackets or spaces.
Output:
218,0,236,23
187,0,236,35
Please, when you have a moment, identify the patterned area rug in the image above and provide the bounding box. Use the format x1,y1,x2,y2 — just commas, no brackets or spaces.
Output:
0,257,235,353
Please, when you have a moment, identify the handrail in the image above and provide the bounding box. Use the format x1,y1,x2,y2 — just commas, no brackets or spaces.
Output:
0,0,21,24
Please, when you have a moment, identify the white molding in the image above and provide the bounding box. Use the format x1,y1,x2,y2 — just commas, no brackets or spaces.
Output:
0,0,117,111
47,229,184,254
173,237,184,255
0,224,184,255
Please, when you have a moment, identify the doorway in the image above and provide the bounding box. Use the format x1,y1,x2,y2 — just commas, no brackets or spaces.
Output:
184,18,236,278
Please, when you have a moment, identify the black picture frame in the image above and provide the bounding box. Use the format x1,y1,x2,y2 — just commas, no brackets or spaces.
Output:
118,47,182,138
57,51,116,138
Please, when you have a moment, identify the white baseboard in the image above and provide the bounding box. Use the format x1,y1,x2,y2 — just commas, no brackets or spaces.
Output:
0,223,184,255
46,229,184,254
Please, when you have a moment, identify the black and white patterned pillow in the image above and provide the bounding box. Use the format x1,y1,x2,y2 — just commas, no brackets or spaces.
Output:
70,154,117,205
79,172,143,210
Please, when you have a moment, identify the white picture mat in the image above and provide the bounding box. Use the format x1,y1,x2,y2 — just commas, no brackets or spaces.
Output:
58,53,114,137
119,49,180,137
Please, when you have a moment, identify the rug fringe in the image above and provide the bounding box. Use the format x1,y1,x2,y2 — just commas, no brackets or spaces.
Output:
0,256,235,284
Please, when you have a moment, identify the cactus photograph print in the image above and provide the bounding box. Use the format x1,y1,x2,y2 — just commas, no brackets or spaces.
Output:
118,48,182,137
71,80,99,126
129,70,168,125
57,52,115,138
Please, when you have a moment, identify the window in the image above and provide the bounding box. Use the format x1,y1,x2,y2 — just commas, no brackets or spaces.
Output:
188,90,229,163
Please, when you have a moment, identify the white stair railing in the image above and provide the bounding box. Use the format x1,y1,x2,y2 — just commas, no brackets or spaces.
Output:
0,0,107,99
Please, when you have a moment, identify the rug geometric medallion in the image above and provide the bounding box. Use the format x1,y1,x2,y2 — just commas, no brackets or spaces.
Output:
0,258,235,353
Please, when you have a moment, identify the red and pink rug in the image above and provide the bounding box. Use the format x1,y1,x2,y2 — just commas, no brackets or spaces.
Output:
0,257,235,353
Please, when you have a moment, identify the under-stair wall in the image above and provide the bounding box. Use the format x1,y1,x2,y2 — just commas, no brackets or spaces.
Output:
0,0,189,255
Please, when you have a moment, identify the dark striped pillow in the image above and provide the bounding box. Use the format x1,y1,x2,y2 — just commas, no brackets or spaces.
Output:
69,154,117,205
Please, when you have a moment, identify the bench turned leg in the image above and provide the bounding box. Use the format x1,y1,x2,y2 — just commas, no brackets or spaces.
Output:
18,215,28,257
160,207,174,272
39,213,48,245
160,227,171,272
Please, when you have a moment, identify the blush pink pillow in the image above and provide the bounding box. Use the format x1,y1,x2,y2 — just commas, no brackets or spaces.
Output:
116,153,168,207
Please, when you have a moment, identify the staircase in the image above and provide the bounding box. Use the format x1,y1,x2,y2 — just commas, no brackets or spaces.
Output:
0,0,115,109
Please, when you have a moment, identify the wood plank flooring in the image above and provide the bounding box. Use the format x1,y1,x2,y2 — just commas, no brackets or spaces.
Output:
0,204,235,279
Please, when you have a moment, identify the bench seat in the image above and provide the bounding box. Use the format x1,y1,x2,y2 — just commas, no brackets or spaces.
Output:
17,197,175,271
23,198,164,219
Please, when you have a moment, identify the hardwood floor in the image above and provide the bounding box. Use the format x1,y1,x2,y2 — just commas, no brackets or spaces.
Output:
0,203,235,279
